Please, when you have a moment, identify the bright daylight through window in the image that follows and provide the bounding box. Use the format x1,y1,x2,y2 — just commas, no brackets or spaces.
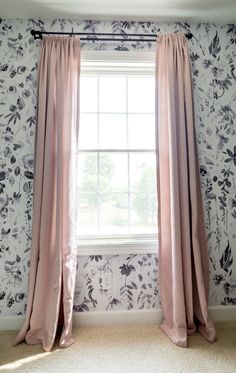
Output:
78,55,157,251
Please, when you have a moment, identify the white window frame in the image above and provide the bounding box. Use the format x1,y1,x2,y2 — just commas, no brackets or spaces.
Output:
77,51,158,256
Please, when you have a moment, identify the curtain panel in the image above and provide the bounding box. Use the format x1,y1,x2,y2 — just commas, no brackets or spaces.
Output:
156,33,217,347
14,36,80,352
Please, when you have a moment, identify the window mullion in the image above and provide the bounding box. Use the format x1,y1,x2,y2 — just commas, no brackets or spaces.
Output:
79,149,155,153
97,76,100,235
126,76,131,234
97,152,100,235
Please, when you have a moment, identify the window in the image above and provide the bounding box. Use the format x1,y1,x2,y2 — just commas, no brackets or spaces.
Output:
78,52,157,254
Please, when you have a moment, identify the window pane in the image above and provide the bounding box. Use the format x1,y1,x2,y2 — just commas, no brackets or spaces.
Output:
99,77,126,113
78,153,98,192
100,193,128,234
79,114,98,149
128,77,155,113
130,193,157,233
130,153,156,192
99,114,127,149
100,153,128,192
80,77,98,113
78,193,98,235
128,114,155,149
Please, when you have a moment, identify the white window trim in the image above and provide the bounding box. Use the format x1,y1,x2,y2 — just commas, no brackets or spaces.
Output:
78,51,157,256
81,50,155,76
77,234,158,256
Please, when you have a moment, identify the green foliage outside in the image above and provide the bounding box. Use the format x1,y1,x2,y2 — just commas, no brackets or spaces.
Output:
132,164,156,225
79,154,156,230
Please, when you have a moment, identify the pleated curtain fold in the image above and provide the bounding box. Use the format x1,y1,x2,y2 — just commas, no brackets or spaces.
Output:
155,33,217,347
14,36,80,352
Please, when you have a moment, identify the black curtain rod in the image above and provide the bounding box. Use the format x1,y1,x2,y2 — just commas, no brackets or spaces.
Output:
31,29,193,42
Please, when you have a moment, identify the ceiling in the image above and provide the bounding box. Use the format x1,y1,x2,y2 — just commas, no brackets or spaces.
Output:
0,0,236,23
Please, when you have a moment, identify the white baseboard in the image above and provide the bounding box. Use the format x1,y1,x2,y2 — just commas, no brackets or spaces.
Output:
0,315,25,331
208,305,236,323
73,309,163,327
0,306,235,331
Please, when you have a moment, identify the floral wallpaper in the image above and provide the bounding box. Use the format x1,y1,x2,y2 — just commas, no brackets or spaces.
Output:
74,254,159,312
0,19,235,316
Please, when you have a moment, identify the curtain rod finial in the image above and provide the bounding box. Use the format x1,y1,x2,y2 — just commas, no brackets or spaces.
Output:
185,32,193,40
31,30,43,40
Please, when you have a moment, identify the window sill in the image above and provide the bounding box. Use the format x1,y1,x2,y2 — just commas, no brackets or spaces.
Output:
77,238,158,256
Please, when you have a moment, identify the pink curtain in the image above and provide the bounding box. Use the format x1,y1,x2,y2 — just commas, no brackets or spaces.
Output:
156,34,217,347
14,36,80,352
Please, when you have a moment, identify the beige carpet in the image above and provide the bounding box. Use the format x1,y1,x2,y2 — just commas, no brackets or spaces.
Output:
0,323,236,373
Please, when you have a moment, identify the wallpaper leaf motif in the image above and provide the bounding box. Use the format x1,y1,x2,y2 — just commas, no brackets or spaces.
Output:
209,31,221,58
220,241,233,273
0,19,236,315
